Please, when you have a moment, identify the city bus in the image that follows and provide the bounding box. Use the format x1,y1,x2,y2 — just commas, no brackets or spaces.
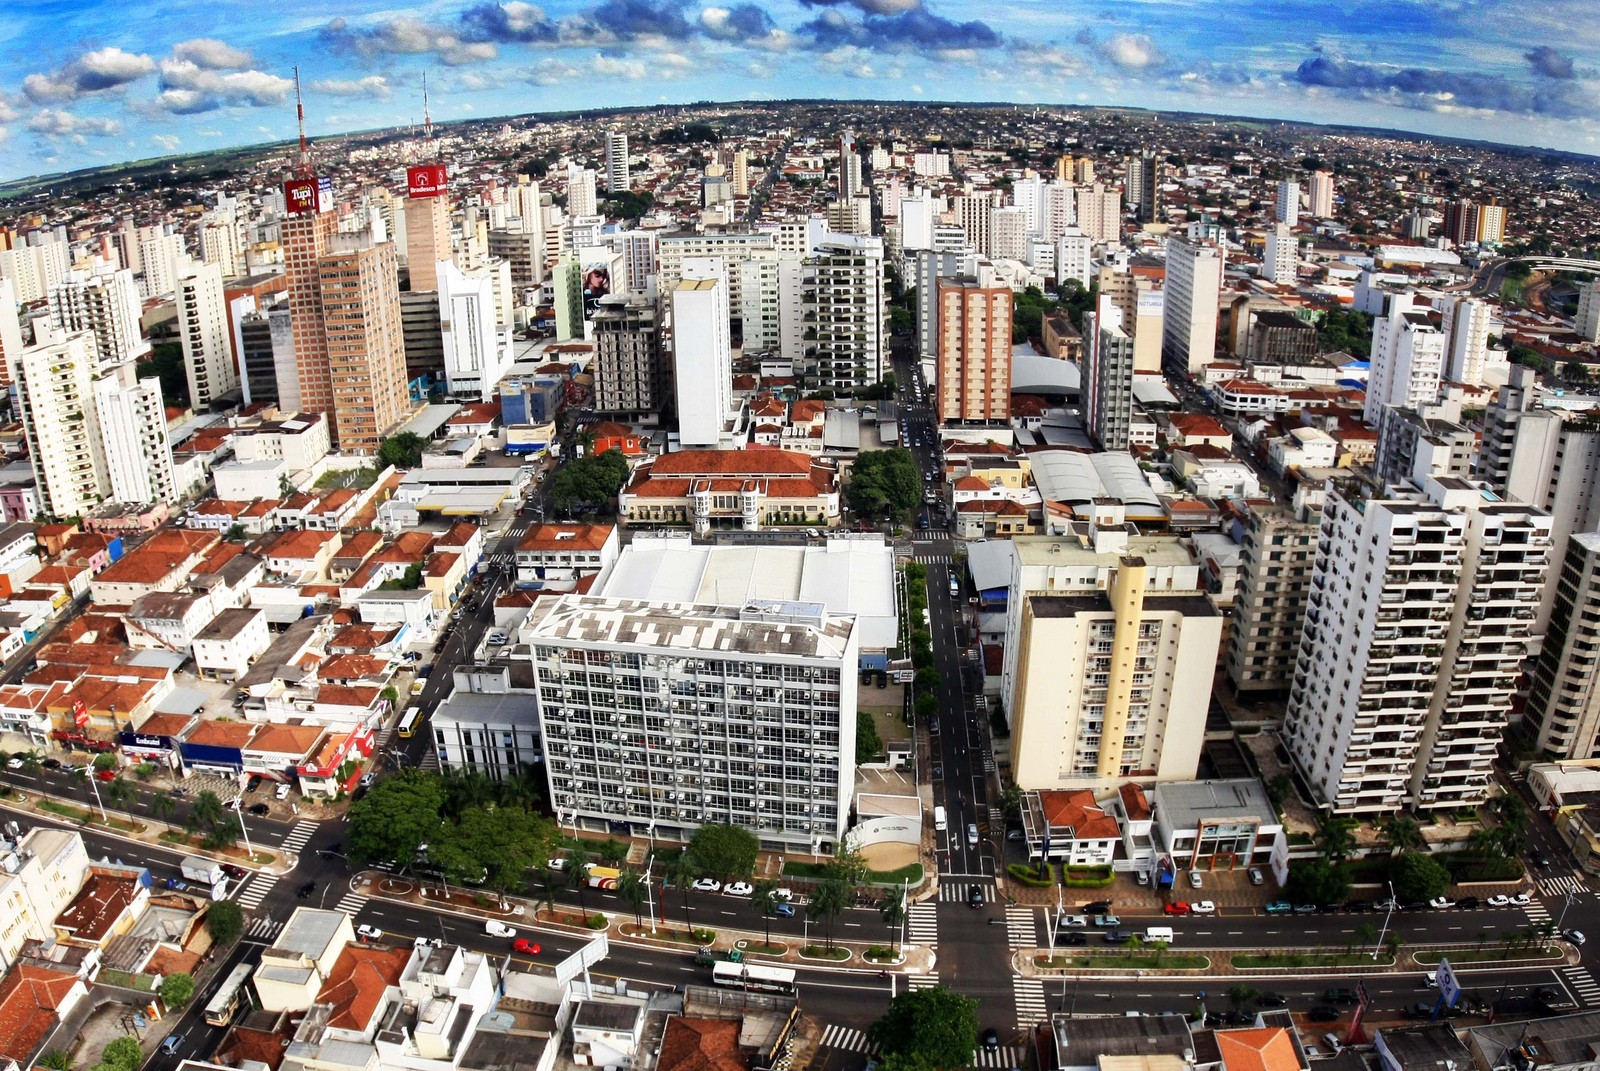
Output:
204,962,256,1026
397,708,423,739
710,960,798,995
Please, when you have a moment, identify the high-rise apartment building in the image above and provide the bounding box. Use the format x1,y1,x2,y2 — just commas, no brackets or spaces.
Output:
1444,296,1490,385
989,206,1031,262
1262,222,1297,285
1096,265,1163,374
1227,501,1321,696
239,297,290,408
568,168,598,218
94,365,177,504
900,190,938,253
838,132,862,201
672,265,732,449
0,278,24,389
1161,238,1222,376
1443,199,1508,247
0,240,68,304
1125,150,1161,223
488,223,546,288
592,293,666,420
49,262,147,367
1056,229,1093,291
1526,533,1600,760
1307,171,1332,217
1274,180,1300,228
955,195,993,257
1284,475,1552,813
532,595,859,850
319,239,411,453
1084,298,1135,451
11,331,107,518
803,234,886,391
732,149,749,197
825,196,872,237
200,212,245,279
1075,184,1121,245
605,130,630,194
1373,394,1478,488
439,261,510,402
1475,365,1539,493
935,276,1012,426
138,232,187,299
913,249,976,363
1003,520,1223,792
281,199,340,418
1042,180,1076,242
1011,176,1045,236
403,186,451,294
177,262,237,408
1362,294,1445,426
1577,279,1600,344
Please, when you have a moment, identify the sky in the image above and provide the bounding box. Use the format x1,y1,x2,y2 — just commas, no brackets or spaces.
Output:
1,0,1598,183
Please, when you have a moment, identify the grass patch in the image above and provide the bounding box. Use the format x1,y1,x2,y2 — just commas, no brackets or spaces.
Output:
1035,953,1209,970
1063,866,1116,888
869,863,924,885
37,800,142,832
1413,947,1564,965
743,943,787,955
782,861,828,880
97,969,156,992
1008,862,1055,887
1234,950,1390,968
801,945,851,960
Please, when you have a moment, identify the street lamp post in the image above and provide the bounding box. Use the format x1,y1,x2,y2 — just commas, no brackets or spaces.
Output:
85,769,108,823
1373,881,1396,960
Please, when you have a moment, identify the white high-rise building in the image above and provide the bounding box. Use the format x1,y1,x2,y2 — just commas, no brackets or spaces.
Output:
605,130,630,194
11,330,108,518
1576,279,1600,344
0,239,68,304
899,190,938,253
617,231,659,295
1042,179,1076,241
1084,297,1134,452
955,195,993,257
1161,237,1222,376
177,262,237,408
1308,170,1334,217
1527,533,1600,760
1262,222,1298,285
568,167,598,218
1284,474,1551,814
138,232,188,299
200,212,245,279
1444,296,1490,385
838,132,862,200
1055,229,1093,291
439,261,512,402
672,259,732,449
531,594,859,850
1075,183,1122,245
94,366,177,504
1363,294,1445,426
49,261,148,367
0,278,25,388
989,206,1031,262
912,152,950,178
732,150,749,197
1275,180,1300,228
804,233,886,390
1011,176,1046,236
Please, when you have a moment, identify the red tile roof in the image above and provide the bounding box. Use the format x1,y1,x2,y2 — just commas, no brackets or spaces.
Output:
0,965,79,1064
1216,1027,1302,1071
316,944,411,1031
657,1018,747,1071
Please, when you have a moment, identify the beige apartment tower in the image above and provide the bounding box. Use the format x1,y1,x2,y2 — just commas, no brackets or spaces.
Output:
936,278,1013,425
319,241,412,453
404,193,451,294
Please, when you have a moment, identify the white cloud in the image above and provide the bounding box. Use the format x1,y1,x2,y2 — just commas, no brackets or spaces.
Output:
1100,33,1164,69
326,15,498,66
592,54,648,79
23,47,155,103
26,108,121,138
152,133,181,151
156,60,293,111
170,38,252,69
311,75,393,99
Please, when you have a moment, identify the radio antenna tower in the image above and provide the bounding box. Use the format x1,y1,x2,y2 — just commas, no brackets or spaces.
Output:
292,65,314,178
423,70,434,149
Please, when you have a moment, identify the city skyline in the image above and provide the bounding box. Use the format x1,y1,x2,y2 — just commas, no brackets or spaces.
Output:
1,0,1597,183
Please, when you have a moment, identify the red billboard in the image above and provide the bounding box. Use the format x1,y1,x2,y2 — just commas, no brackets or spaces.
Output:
407,164,450,199
284,179,319,215
72,697,88,728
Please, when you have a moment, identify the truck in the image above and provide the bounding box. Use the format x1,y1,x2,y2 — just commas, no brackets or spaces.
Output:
181,856,225,886
693,946,744,967
586,865,623,889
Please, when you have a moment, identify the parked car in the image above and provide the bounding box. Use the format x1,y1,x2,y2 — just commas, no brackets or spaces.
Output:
1487,895,1512,907
246,775,263,793
512,938,541,955
1264,901,1293,915
1257,992,1286,1007
1058,932,1088,945
5,756,22,770
359,773,375,789
1510,893,1533,906
1456,896,1480,910
275,782,291,800
1248,867,1264,886
1292,903,1319,914
1342,900,1370,913
775,903,796,918
1082,901,1112,914
1092,914,1122,928
691,878,722,893
1102,930,1132,944
485,921,516,938
1308,1006,1342,1023
1564,929,1587,946
249,803,270,816
1188,870,1203,889
221,863,248,881
356,925,384,941
95,769,116,781
1190,901,1217,915
164,877,190,892
1429,897,1457,910
1163,902,1191,916
724,882,754,897
1325,988,1359,1006
41,758,61,769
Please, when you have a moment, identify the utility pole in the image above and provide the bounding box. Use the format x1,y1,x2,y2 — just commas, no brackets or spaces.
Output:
1373,881,1396,960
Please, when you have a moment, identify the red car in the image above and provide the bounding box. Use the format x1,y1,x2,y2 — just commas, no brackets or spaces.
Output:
512,938,541,955
95,769,117,781
1162,901,1192,916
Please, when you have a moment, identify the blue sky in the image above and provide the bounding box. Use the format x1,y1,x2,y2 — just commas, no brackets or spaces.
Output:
1,0,1597,181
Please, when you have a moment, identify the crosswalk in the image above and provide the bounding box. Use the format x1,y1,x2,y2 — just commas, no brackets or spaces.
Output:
981,750,996,774
334,888,369,915
1539,874,1588,896
1013,977,1048,1032
1561,966,1600,1006
417,747,441,772
233,873,276,911
913,553,951,564
818,1024,877,1055
973,1046,1024,1068
988,806,1004,828
907,971,941,990
246,916,283,940
938,883,995,903
1525,899,1552,925
906,903,939,947
280,820,318,854
1004,906,1037,949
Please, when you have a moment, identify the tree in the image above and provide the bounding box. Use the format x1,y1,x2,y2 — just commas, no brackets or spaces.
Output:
348,771,446,866
826,844,868,890
93,753,116,771
150,792,177,832
136,342,191,409
1566,359,1591,384
206,900,244,945
1284,858,1351,905
1000,785,1023,818
160,972,196,1008
431,805,554,905
100,1038,144,1071
664,850,698,933
1381,815,1424,855
881,888,906,954
187,790,224,833
687,823,759,880
107,777,136,814
616,868,648,928
809,879,849,951
204,814,243,851
856,711,884,765
377,432,427,470
914,693,938,720
868,985,979,1069
548,449,631,515
846,448,921,520
1316,815,1358,861
37,1050,75,1071
752,879,781,948
1390,850,1451,902
1226,984,1258,1009
564,841,592,916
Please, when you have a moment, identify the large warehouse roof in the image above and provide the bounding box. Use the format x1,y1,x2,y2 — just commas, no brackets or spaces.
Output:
1028,451,1163,512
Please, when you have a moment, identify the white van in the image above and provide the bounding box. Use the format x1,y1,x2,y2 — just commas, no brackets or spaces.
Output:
933,805,948,832
1144,926,1175,944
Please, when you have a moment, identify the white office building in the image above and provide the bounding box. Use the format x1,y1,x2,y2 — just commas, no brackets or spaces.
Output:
11,330,108,518
1308,171,1335,217
1363,294,1445,426
1444,296,1490,385
94,366,177,504
1275,180,1300,228
1284,475,1552,814
532,595,859,851
605,130,630,194
672,263,732,449
138,232,188,299
438,261,512,402
1161,238,1222,376
568,167,598,218
1262,223,1297,285
49,262,148,367
177,262,237,407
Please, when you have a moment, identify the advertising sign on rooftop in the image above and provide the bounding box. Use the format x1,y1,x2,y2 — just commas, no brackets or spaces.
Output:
408,164,450,199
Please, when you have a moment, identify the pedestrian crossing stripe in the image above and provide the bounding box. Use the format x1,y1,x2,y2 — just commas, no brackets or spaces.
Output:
1013,977,1048,1032
247,916,282,939
335,893,369,915
281,820,319,852
1004,906,1037,948
1561,967,1600,1004
234,874,276,910
818,1025,877,1054
906,903,939,946
907,972,940,989
1540,875,1588,896
972,1046,1023,1068
938,883,995,903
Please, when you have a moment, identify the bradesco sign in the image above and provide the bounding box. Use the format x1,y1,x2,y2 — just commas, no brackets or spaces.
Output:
407,164,450,199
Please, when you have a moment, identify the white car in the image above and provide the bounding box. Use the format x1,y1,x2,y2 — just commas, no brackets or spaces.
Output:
1188,870,1203,889
1487,895,1512,907
1564,929,1587,946
1190,901,1217,915
1428,897,1457,909
275,782,291,800
356,924,383,941
773,888,793,902
5,757,21,770
691,878,722,893
724,882,754,897
484,921,516,938
1423,971,1438,988
1510,893,1533,907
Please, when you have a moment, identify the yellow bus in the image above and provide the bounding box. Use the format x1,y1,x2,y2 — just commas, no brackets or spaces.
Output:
397,708,423,739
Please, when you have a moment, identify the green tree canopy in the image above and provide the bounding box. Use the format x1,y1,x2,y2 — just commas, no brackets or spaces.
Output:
847,448,921,520
868,985,979,1069
855,711,884,765
377,432,427,470
348,770,447,865
549,449,631,515
1284,858,1351,906
432,805,556,894
1390,850,1451,902
160,972,196,1008
206,900,244,945
1317,308,1374,358
687,823,759,880
99,1037,144,1071
136,342,191,410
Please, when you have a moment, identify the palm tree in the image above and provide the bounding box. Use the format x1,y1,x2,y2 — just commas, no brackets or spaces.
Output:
880,888,906,955
563,841,591,918
189,790,224,833
617,868,647,929
751,880,780,949
1467,826,1500,858
150,792,177,832
1317,815,1358,862
538,862,566,918
808,880,848,952
1226,984,1258,1010
1380,815,1423,854
664,851,698,935
107,777,136,815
